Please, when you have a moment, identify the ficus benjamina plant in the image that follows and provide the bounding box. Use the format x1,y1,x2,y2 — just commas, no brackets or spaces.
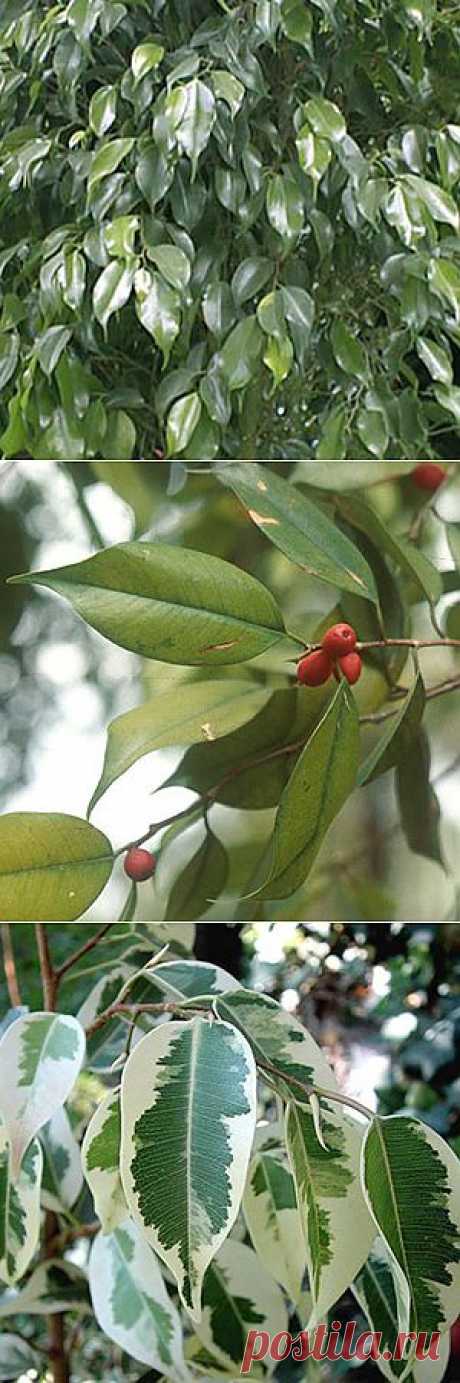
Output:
2,0,460,459
0,922,459,1383
1,458,460,923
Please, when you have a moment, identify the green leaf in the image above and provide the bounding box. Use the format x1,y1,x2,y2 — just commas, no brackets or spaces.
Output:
266,174,304,243
281,0,313,48
302,96,347,142
209,71,245,117
280,285,314,366
131,41,164,83
10,541,285,666
404,175,459,229
434,383,460,425
428,259,460,320
219,316,264,391
0,1012,85,1180
166,392,201,456
416,337,453,384
396,729,444,867
93,262,134,333
353,1239,452,1383
88,138,134,193
176,79,215,177
120,1017,256,1319
36,325,72,378
61,249,86,311
164,828,228,921
0,813,113,923
0,1335,40,1378
243,1148,306,1303
294,462,416,489
358,670,425,785
89,86,117,137
331,320,369,381
82,1090,127,1234
147,244,191,291
105,215,139,259
361,1115,460,1339
202,282,236,339
336,494,443,605
0,333,19,390
447,522,460,570
89,679,271,811
0,1129,42,1286
215,989,340,1091
261,680,359,899
135,269,181,365
316,406,347,459
263,333,293,390
357,407,389,456
102,410,136,460
89,1221,190,1377
286,1102,374,1327
194,1239,288,1372
231,257,273,307
217,463,378,602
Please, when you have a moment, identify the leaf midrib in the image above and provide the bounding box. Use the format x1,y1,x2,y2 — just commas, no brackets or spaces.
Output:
0,851,113,881
373,1120,416,1332
29,575,283,640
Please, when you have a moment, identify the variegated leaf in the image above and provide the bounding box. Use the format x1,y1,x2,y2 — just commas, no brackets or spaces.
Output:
286,1103,375,1327
77,965,132,1031
82,1088,127,1234
133,959,240,1006
214,989,339,1096
361,1115,460,1340
193,1239,287,1374
40,1105,83,1213
0,1334,40,1379
0,1258,89,1316
89,1217,191,1378
353,1238,451,1383
144,923,196,954
120,1017,257,1320
243,1148,306,1303
0,1118,42,1286
0,1012,85,1180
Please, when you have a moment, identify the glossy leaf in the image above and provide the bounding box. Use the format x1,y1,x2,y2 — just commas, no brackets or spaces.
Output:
10,541,286,667
0,812,113,922
89,1220,190,1376
82,1090,126,1234
243,1148,306,1303
40,1106,83,1214
194,1239,288,1372
0,1128,42,1286
0,1011,85,1180
358,670,425,785
164,829,228,921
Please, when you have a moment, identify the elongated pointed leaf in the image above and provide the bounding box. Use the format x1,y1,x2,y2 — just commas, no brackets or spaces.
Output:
89,1219,190,1377
243,1148,306,1303
164,829,228,922
82,1089,127,1234
89,679,272,812
361,1115,460,1340
0,1127,42,1286
262,680,359,899
396,730,444,867
40,1106,83,1214
294,462,416,490
0,812,113,922
0,1334,40,1378
0,1259,89,1317
353,1239,451,1383
358,671,425,785
286,1103,375,1327
120,1018,256,1320
136,960,240,1007
217,463,378,603
0,1012,85,1180
10,542,285,668
193,1239,288,1371
215,989,339,1095
336,495,443,605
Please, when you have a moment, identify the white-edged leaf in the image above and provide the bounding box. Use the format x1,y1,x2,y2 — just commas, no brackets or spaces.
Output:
82,1089,127,1234
193,1238,288,1373
0,1258,89,1316
243,1147,306,1303
0,1122,42,1286
136,960,240,1006
353,1238,451,1383
0,1334,40,1378
0,1012,85,1180
214,989,338,1094
286,1102,375,1328
89,1218,190,1377
120,1017,257,1320
144,923,196,955
77,965,132,1032
361,1114,460,1341
40,1105,83,1213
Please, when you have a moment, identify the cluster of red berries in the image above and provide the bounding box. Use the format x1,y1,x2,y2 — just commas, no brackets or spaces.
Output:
124,847,156,881
412,463,445,492
297,624,362,688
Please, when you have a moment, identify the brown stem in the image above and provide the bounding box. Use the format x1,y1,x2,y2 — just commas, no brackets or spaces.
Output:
35,924,57,1012
302,637,460,657
55,923,114,981
1,924,22,1006
114,803,202,857
360,675,460,724
47,1222,99,1254
36,928,70,1383
85,999,205,1039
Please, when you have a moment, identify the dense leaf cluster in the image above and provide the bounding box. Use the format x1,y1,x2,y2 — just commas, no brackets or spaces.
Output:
1,0,460,457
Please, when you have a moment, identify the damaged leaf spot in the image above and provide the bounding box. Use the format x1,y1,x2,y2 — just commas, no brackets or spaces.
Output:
199,639,241,653
201,722,216,741
248,509,279,526
256,480,268,492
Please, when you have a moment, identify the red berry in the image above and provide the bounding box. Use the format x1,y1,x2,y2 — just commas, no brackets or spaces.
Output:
322,622,357,657
412,463,446,493
124,847,156,882
338,651,362,685
297,649,333,686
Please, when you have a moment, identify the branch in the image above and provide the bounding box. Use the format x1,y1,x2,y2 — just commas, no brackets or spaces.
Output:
55,923,115,981
35,925,57,1012
360,675,460,724
1,924,22,1006
85,999,206,1039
